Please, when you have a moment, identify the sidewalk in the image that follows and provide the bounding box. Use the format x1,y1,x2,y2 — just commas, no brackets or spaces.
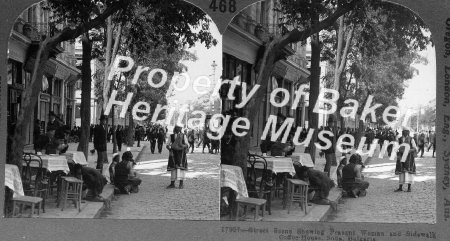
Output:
233,145,343,222
38,141,146,219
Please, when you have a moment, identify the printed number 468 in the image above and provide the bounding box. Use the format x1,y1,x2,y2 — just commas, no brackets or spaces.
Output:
209,0,236,13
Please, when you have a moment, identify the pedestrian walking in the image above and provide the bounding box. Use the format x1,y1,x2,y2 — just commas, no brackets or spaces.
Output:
166,125,188,189
116,125,124,152
135,125,142,147
202,128,211,153
394,127,417,192
319,126,336,177
428,130,436,158
149,126,158,154
188,129,195,153
417,131,425,157
157,127,166,153
197,128,204,148
94,115,109,173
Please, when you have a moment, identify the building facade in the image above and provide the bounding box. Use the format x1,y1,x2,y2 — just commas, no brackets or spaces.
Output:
221,0,310,147
8,1,80,145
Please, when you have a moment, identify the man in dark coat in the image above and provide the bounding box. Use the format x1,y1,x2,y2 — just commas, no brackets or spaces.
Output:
72,164,107,201
157,127,166,153
319,126,336,177
149,126,158,154
295,165,336,207
94,115,108,173
47,111,62,133
116,125,124,152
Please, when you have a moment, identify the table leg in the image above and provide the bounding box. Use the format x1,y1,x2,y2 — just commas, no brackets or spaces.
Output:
282,174,288,209
235,203,240,221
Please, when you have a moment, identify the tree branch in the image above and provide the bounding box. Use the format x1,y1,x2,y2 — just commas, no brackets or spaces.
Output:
49,1,126,46
279,0,358,48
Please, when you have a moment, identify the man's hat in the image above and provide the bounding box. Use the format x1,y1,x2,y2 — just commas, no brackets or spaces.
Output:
49,111,57,117
99,114,107,120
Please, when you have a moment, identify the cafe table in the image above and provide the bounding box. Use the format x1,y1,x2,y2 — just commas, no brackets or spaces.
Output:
251,156,296,176
5,164,25,198
291,153,314,168
33,154,71,173
249,155,297,209
63,151,88,166
220,164,248,198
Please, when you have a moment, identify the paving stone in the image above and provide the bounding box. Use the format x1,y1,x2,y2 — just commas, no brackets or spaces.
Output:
100,143,220,220
325,148,436,224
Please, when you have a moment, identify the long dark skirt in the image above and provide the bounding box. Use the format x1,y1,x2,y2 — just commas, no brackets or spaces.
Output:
395,152,416,175
167,149,188,171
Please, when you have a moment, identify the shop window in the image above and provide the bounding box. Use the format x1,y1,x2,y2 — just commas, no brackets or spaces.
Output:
53,79,62,97
7,60,23,85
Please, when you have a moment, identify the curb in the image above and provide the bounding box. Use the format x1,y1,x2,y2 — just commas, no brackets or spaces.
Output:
135,145,147,162
93,145,146,218
317,153,373,222
93,184,115,219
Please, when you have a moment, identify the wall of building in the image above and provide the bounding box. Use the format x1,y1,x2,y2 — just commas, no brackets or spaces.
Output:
8,1,80,146
222,0,310,147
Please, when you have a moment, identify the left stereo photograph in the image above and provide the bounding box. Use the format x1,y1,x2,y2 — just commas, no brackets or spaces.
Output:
3,0,223,220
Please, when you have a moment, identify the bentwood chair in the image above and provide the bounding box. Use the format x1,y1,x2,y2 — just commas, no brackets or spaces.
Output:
246,153,273,214
21,153,49,213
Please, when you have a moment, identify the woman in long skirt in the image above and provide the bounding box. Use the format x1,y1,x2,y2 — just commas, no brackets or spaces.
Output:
166,125,189,189
394,127,417,192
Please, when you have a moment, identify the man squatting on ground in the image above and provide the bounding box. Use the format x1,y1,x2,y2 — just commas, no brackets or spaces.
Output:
341,154,370,198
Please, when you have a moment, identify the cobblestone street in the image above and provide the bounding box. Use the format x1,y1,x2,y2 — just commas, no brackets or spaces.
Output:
326,148,436,223
101,143,220,220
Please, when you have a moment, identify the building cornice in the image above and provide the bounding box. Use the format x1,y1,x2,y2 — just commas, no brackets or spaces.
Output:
228,23,263,47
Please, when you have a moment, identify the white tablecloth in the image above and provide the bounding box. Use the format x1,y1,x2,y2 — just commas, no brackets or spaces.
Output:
221,165,248,198
250,156,296,175
5,164,24,198
64,151,88,165
291,153,314,167
33,155,70,173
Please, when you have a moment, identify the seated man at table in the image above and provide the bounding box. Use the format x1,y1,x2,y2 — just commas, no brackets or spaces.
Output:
72,164,107,202
295,165,336,207
270,137,294,157
114,151,141,194
54,125,71,154
342,153,369,198
34,130,59,154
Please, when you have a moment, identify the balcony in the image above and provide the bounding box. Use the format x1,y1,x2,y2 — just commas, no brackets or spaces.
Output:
21,22,57,42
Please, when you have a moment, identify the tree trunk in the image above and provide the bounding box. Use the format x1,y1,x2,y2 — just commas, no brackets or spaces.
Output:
101,17,114,111
127,111,135,146
333,17,354,132
9,38,51,170
231,40,279,177
307,30,321,164
112,106,117,153
77,33,92,159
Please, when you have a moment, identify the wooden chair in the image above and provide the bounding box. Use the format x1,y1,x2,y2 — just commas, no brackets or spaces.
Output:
12,196,43,218
21,153,49,213
59,176,83,212
247,153,273,214
286,179,309,215
234,197,266,221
